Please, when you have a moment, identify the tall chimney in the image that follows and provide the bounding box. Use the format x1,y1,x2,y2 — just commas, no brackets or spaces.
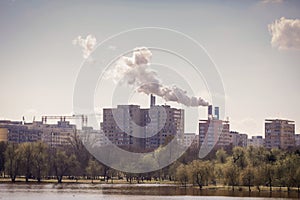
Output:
208,105,213,116
150,94,156,107
214,106,220,120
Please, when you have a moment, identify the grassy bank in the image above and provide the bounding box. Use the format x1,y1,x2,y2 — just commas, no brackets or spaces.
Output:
0,177,175,185
0,177,299,194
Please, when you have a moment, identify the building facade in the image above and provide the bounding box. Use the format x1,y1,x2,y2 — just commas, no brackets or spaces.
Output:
25,121,76,148
102,105,146,150
230,131,248,147
265,119,295,149
0,120,42,143
199,106,232,149
247,136,264,147
180,132,198,148
0,127,8,142
145,104,184,150
295,134,300,147
0,119,77,147
79,126,108,148
101,95,184,151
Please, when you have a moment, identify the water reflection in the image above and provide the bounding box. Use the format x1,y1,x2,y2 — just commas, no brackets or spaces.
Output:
0,183,299,200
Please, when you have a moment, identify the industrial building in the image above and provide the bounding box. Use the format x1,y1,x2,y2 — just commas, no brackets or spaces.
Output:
0,117,78,148
0,120,42,143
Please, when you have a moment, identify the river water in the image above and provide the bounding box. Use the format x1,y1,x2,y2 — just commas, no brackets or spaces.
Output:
0,183,299,200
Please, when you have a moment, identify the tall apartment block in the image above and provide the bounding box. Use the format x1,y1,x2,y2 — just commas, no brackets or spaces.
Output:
101,95,184,151
102,104,147,150
199,106,231,149
265,119,295,149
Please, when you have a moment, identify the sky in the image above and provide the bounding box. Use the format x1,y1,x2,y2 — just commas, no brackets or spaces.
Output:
0,0,300,137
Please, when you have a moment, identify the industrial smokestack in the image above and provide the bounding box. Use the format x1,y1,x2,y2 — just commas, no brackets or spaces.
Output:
150,94,156,107
214,107,220,120
208,105,213,116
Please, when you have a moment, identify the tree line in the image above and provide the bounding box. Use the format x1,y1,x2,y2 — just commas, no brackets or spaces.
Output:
0,139,300,192
0,137,105,183
175,146,300,192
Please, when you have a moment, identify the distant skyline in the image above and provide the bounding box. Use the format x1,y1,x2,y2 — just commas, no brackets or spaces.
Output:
0,0,300,136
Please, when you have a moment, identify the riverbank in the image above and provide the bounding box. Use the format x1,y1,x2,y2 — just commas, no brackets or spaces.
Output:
0,177,175,184
1,177,299,194
0,182,299,199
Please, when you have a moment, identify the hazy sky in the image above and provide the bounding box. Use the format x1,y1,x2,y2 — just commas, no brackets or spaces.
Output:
0,0,300,136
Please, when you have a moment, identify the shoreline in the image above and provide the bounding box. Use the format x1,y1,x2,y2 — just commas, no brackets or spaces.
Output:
1,178,299,194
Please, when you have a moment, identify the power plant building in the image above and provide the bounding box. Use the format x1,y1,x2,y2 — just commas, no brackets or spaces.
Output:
0,119,76,148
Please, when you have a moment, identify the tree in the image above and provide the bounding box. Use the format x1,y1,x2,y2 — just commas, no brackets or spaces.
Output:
232,146,247,170
18,143,34,182
188,160,213,190
281,154,300,192
176,164,189,187
168,161,181,182
86,158,102,183
253,166,264,192
223,160,239,191
261,163,275,192
216,148,228,164
294,167,300,193
247,147,268,167
0,142,7,176
32,142,49,182
107,168,118,183
4,143,20,182
69,133,90,176
51,149,79,183
214,162,224,185
139,153,159,173
240,166,255,192
274,159,285,190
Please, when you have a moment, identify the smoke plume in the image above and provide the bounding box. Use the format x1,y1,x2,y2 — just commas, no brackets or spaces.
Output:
109,47,209,107
261,0,284,4
73,34,97,59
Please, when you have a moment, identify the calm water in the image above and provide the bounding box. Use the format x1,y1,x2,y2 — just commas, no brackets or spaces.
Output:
0,183,299,200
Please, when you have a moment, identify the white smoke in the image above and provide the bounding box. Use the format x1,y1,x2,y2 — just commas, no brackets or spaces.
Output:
268,17,300,50
108,47,209,107
73,34,97,59
261,0,284,4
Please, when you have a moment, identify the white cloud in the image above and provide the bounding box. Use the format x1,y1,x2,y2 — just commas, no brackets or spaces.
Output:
268,17,300,50
261,0,284,4
73,34,97,59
